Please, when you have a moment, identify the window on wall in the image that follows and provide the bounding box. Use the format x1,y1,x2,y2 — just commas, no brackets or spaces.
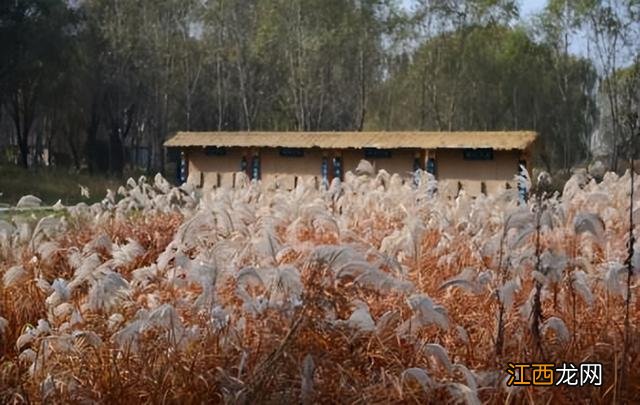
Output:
364,148,392,158
321,157,329,188
240,156,248,174
332,156,343,181
426,158,437,175
412,157,422,187
251,155,261,180
279,147,304,157
205,146,227,156
517,159,528,204
177,151,188,184
463,148,493,160
518,159,527,171
413,157,422,172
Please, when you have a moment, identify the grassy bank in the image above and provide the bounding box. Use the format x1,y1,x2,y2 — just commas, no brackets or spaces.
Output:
0,164,124,206
0,207,66,223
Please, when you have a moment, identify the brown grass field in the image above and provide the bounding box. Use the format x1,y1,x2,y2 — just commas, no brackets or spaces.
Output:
1,168,639,403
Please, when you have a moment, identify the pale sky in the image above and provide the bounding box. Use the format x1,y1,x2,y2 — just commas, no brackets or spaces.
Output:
520,0,548,17
400,0,549,18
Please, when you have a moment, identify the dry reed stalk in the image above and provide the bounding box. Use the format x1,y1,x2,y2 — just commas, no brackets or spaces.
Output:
1,171,639,403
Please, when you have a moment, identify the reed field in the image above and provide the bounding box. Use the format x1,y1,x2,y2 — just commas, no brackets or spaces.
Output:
1,165,639,403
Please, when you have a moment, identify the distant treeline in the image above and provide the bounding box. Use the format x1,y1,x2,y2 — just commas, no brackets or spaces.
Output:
0,0,638,176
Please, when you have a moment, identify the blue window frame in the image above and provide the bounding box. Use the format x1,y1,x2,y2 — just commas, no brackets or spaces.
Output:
178,151,188,184
413,157,422,186
333,156,343,181
413,157,422,172
279,147,304,157
364,148,392,158
251,155,261,180
426,158,437,175
463,148,493,160
205,147,227,156
321,157,329,188
518,159,528,204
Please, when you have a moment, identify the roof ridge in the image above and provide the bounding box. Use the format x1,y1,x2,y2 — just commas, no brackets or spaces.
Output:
164,131,537,151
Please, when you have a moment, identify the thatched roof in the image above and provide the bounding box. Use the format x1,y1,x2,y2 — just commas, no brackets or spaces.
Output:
164,131,537,150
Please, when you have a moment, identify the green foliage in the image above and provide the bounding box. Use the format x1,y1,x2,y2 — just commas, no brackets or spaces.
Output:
368,24,597,169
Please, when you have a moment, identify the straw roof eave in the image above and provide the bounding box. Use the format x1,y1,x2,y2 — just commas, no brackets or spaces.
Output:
164,131,537,151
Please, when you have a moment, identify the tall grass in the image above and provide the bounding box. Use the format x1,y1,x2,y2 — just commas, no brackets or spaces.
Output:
0,169,639,403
